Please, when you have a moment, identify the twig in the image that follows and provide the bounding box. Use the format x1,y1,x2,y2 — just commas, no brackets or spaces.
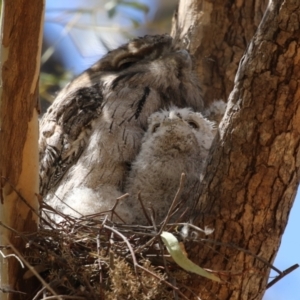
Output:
81,273,97,300
1,177,55,229
96,233,102,278
0,250,24,268
149,214,169,274
137,192,153,225
137,265,190,300
40,296,86,300
177,282,202,300
32,286,47,300
42,196,80,227
198,238,283,275
0,221,37,251
168,222,214,235
32,281,61,300
267,264,299,289
150,212,178,299
0,286,26,295
103,224,138,275
2,238,61,300
109,193,129,222
96,231,106,299
135,174,186,253
159,173,186,233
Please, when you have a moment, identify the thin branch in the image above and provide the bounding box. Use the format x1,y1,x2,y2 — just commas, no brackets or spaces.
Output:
32,281,62,300
159,173,186,232
3,238,61,299
1,177,55,229
103,224,138,275
267,264,299,289
41,13,81,65
0,286,26,295
0,221,26,237
137,265,190,300
40,296,86,300
0,250,24,268
137,191,152,225
150,210,179,299
135,173,186,253
109,193,129,222
198,238,283,275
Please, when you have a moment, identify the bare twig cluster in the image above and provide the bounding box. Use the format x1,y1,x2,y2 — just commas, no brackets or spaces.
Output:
0,175,298,299
29,175,197,299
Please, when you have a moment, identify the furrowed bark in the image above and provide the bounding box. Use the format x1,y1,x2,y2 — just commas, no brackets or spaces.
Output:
171,0,268,105
183,1,300,299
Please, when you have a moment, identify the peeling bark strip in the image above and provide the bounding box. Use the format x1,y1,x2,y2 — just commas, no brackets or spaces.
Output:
171,0,269,105
188,1,300,299
0,0,44,299
0,0,43,186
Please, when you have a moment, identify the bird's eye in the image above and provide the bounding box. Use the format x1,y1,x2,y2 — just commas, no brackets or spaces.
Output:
188,121,199,129
152,123,160,133
118,57,140,70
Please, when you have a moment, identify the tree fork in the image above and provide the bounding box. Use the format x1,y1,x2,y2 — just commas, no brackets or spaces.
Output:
171,0,269,105
181,1,300,299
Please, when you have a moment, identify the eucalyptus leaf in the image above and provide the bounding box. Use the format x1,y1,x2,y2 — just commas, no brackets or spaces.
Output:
161,231,221,282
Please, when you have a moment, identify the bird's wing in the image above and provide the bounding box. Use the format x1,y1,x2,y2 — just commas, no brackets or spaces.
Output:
39,83,104,195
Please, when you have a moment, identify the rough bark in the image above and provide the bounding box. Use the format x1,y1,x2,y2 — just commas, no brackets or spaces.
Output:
0,0,44,299
177,1,300,299
171,0,268,105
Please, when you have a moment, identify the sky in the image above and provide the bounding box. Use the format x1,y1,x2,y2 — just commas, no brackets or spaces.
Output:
43,0,158,74
264,190,300,300
43,1,300,299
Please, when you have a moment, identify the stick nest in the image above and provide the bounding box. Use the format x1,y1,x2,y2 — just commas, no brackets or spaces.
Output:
24,193,199,300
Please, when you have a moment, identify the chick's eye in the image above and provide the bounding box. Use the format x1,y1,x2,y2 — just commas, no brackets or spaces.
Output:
188,121,199,129
152,123,160,133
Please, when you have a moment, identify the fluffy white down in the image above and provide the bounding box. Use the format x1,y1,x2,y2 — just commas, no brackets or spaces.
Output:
44,186,133,223
123,106,216,225
43,104,221,225
203,99,227,124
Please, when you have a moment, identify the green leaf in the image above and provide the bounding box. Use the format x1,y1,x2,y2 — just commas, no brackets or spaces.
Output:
160,231,221,282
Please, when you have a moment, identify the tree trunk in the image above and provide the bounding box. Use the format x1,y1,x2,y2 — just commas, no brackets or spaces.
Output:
172,0,300,299
171,0,268,105
1,1,298,299
0,1,44,299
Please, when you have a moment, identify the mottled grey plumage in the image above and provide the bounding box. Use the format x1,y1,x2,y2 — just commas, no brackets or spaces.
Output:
122,107,215,224
39,34,204,221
